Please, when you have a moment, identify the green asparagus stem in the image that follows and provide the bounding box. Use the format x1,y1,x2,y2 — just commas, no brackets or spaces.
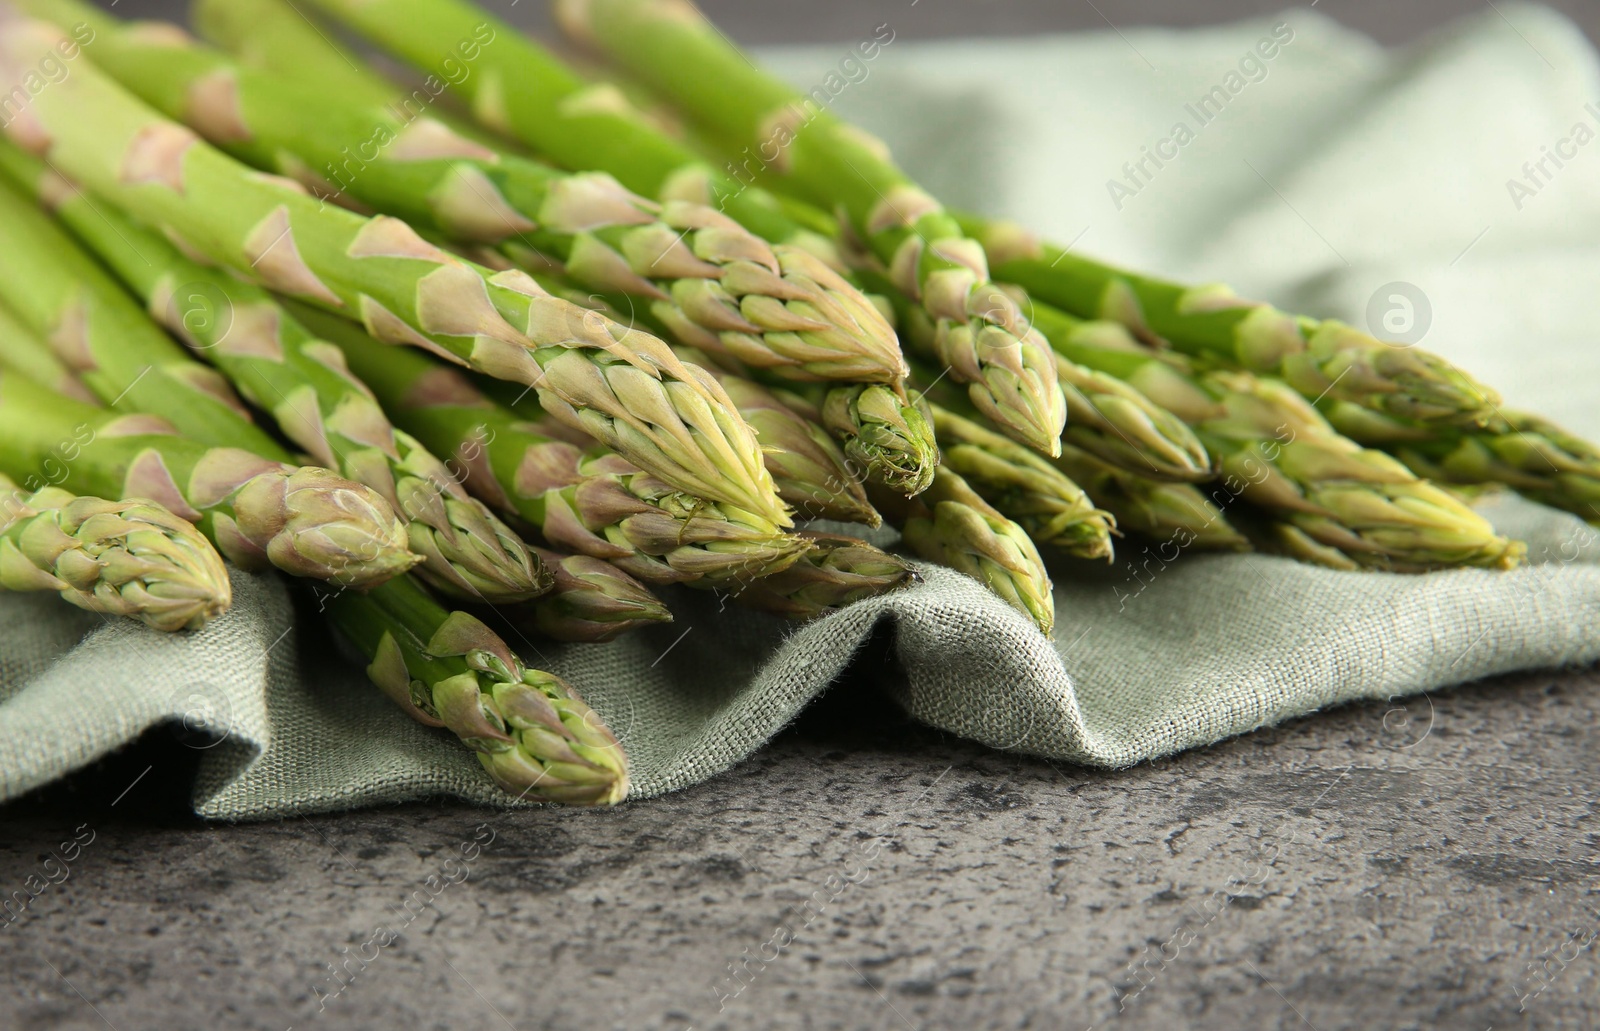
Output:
0,470,231,631
0,15,787,527
1050,315,1525,571
192,0,398,111
287,300,812,586
1252,520,1363,571
519,546,672,642
0,298,96,404
0,375,419,586
195,0,939,495
556,0,1068,455
0,141,550,605
863,267,1210,484
962,216,1500,427
810,382,939,498
673,360,879,526
49,8,906,389
0,174,282,457
326,572,628,804
929,404,1117,561
262,0,838,254
876,467,1055,635
477,355,886,524
458,268,887,524
724,531,917,620
1051,441,1251,552
443,313,925,610
1324,403,1600,524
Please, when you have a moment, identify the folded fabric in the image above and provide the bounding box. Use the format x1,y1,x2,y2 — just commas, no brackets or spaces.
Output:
2,5,1597,818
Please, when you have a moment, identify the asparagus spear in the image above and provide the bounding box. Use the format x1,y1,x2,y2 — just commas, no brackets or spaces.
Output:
0,175,282,457
250,0,838,255
0,143,551,605
286,300,811,586
1252,520,1362,571
443,263,887,524
555,0,1068,455
326,573,628,804
875,467,1056,636
519,546,672,643
192,0,399,112
0,470,231,632
860,267,1211,484
1324,403,1600,524
725,531,916,620
0,298,96,404
301,299,911,612
929,405,1116,561
487,268,925,509
190,0,942,497
47,8,906,389
811,382,939,499
0,375,418,586
963,216,1500,428
667,359,879,526
0,15,787,527
1051,441,1251,552
1047,313,1524,571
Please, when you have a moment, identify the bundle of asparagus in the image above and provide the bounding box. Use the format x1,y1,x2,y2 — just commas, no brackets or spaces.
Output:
197,0,945,500
0,0,1585,806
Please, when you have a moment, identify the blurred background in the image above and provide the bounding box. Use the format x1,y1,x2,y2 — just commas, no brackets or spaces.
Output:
92,0,1600,46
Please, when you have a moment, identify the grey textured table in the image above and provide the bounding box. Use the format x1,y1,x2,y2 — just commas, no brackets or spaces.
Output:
6,3,1600,1029
5,669,1598,1030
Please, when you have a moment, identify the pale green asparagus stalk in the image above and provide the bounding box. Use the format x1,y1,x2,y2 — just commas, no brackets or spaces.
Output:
1050,441,1251,552
37,3,906,388
1044,310,1525,571
301,301,909,612
0,173,281,457
863,267,1210,483
523,263,935,503
0,375,418,586
725,531,917,620
1253,521,1364,571
929,404,1117,561
555,0,1068,455
876,467,1055,635
0,15,787,526
673,358,879,525
327,573,628,804
809,382,939,498
0,139,550,604
0,298,96,404
286,300,812,586
1324,403,1600,524
193,0,398,111
226,0,842,255
520,546,672,642
963,215,1500,427
0,470,231,631
464,265,896,525
191,0,941,495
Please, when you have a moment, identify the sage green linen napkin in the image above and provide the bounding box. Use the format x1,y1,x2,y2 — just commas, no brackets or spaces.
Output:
2,4,1597,817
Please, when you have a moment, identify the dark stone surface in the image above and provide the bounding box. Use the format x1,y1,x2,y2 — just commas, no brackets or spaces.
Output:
3,667,1597,1030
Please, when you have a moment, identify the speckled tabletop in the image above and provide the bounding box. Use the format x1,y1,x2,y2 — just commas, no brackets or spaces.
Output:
4,667,1598,1030
4,3,1598,1029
